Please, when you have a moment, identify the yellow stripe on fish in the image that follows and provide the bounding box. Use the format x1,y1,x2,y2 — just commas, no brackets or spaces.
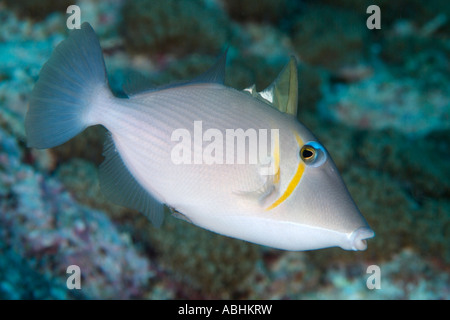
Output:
273,131,280,184
265,133,305,211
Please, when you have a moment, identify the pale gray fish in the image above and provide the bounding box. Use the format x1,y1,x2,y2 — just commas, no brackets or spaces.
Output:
25,23,374,251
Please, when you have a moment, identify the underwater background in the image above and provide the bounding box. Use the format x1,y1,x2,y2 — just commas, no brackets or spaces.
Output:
0,0,448,299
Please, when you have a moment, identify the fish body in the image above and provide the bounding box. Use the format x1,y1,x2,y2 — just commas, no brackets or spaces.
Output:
26,23,374,251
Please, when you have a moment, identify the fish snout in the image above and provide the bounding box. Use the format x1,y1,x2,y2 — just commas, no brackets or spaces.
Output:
348,227,375,251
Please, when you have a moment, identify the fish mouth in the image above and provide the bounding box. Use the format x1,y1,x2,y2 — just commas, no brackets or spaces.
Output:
349,227,375,251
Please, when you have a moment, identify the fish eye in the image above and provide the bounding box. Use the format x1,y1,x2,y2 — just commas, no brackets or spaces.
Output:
300,145,317,163
300,142,326,167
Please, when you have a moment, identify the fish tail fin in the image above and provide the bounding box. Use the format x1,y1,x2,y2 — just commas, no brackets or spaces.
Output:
25,22,109,149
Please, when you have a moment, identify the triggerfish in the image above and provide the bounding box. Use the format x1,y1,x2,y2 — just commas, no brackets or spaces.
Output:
26,23,374,251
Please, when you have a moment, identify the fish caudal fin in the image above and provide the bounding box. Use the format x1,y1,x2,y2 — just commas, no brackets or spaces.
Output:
25,22,108,149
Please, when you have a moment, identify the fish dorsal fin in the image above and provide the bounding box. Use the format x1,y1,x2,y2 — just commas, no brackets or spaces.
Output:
99,133,165,227
245,56,299,117
122,71,154,97
123,50,228,97
190,48,227,85
243,84,257,97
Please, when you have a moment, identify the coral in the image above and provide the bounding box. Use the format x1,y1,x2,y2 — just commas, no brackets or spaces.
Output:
356,129,450,200
223,0,296,24
319,67,450,136
291,3,369,72
0,239,79,299
51,126,107,166
120,0,230,57
248,251,321,299
55,158,107,208
226,53,285,90
317,10,450,136
353,129,450,261
308,249,449,299
148,216,261,299
297,63,324,114
4,0,72,21
379,35,450,90
243,247,449,299
0,127,155,299
0,38,57,140
309,0,450,35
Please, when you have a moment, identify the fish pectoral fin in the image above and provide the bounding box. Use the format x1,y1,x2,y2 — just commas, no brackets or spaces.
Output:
233,156,280,204
99,133,165,227
233,131,281,204
233,173,278,203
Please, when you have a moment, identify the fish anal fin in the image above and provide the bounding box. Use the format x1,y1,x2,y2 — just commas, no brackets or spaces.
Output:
99,133,165,227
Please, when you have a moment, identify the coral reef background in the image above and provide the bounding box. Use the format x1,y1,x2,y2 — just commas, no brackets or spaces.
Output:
0,0,448,299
